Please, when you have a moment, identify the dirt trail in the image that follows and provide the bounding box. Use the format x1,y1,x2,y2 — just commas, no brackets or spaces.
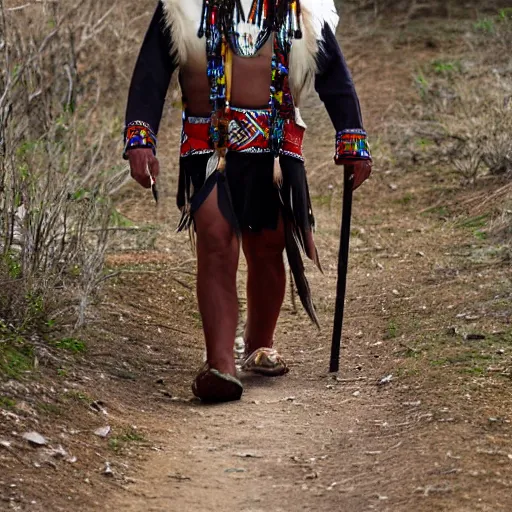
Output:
97,13,512,512
108,373,374,511
105,173,510,512
102,187,511,512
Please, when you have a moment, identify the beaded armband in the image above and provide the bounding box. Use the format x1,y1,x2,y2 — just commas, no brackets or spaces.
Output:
123,121,157,160
334,129,371,165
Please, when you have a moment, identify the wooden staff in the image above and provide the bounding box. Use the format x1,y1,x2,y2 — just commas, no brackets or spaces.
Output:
330,165,354,373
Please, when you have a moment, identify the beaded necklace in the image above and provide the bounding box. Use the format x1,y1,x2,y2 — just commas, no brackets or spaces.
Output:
198,0,303,171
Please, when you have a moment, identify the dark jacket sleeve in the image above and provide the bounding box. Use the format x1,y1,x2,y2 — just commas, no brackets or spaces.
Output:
314,24,364,132
125,1,177,133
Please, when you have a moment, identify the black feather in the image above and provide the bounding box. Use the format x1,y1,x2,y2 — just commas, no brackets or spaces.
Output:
285,220,320,328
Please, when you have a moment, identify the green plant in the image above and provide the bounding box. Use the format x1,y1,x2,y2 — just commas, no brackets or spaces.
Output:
415,138,434,151
431,59,462,77
458,215,489,230
385,320,398,340
474,230,488,241
120,429,145,443
25,293,44,316
54,338,87,353
474,18,495,34
457,215,491,241
498,8,512,22
3,252,22,279
0,396,16,409
110,209,135,228
0,344,33,380
462,366,485,375
108,438,121,451
414,72,430,99
108,427,146,452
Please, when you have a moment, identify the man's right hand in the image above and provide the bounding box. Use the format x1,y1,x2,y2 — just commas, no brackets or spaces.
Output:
127,148,160,189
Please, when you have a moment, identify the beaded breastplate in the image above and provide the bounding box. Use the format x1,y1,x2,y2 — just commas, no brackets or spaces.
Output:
197,0,303,170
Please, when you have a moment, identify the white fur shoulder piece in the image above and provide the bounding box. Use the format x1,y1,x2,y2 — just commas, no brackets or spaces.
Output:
289,0,340,104
160,0,206,65
159,0,340,102
301,0,340,38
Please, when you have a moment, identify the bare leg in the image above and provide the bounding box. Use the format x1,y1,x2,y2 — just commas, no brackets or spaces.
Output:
242,219,286,354
195,186,239,376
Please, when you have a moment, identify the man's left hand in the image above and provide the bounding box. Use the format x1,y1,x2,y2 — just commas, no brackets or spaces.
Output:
345,160,373,190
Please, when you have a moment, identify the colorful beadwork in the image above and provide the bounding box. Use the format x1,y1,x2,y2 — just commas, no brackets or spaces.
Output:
227,108,271,152
334,129,371,164
229,0,272,56
180,116,215,158
269,28,295,155
123,121,157,159
197,0,303,162
180,108,305,161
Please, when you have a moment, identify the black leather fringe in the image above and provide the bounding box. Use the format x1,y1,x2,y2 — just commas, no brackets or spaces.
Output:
177,153,320,326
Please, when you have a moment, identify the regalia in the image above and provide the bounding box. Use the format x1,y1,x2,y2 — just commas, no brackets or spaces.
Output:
161,0,339,102
123,0,371,326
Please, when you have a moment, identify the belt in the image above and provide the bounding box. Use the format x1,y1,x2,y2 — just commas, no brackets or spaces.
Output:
180,108,304,161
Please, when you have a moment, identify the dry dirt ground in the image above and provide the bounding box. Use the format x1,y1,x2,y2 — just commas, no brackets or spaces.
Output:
2,7,512,512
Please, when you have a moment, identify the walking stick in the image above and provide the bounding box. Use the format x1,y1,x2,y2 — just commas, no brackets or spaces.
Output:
330,165,355,373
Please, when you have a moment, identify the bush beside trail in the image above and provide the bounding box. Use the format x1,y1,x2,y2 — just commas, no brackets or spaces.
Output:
0,1,145,370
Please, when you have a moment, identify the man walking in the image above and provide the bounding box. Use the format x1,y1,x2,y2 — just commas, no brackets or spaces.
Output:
124,0,372,402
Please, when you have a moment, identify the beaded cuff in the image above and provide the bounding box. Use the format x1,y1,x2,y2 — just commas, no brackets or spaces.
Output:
335,129,371,164
123,121,157,160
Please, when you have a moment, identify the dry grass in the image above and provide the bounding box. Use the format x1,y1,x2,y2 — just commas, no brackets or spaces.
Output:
0,0,151,336
370,7,512,250
389,8,512,179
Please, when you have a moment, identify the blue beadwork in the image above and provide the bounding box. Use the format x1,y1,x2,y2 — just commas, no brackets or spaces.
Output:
198,1,303,156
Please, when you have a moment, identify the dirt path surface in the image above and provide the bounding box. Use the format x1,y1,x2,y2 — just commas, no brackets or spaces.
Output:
104,168,511,512
99,11,512,512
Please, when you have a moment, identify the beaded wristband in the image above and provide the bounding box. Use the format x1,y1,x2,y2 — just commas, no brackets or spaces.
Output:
334,129,371,164
123,121,157,160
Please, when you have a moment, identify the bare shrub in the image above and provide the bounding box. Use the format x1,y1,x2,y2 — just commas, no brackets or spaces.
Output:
0,0,130,334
